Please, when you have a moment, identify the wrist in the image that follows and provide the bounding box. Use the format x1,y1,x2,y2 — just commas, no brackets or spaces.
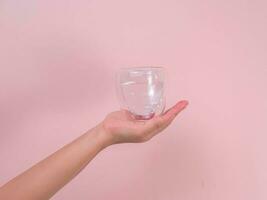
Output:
90,123,115,148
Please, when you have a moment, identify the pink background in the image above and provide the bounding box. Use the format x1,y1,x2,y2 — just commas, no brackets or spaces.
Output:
1,0,267,199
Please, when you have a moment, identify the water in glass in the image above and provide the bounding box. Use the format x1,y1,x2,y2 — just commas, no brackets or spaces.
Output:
116,67,165,120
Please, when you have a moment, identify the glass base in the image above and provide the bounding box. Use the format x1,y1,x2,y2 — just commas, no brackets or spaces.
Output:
133,112,155,120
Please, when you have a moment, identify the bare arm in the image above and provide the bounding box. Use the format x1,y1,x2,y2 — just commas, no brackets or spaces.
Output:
0,100,188,200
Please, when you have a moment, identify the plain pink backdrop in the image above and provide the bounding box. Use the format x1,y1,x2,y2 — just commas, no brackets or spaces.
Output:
1,0,267,199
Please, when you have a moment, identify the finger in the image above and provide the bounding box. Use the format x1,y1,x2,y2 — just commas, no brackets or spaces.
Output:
160,100,186,116
149,100,189,134
161,100,189,122
134,100,188,142
144,100,188,130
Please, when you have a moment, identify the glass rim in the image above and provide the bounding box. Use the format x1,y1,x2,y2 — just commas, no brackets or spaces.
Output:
118,66,164,71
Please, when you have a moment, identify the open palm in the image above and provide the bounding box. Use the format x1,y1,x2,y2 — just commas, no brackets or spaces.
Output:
101,100,189,144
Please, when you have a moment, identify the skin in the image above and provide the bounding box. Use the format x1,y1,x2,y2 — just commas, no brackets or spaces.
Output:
0,100,189,200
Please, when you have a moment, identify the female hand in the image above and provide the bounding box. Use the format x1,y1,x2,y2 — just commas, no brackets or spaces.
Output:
99,100,189,144
0,100,188,200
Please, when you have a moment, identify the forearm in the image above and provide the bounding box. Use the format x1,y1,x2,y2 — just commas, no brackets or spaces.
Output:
0,100,188,200
0,124,111,200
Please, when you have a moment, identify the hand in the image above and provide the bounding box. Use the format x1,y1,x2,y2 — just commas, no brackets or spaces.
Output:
99,100,189,144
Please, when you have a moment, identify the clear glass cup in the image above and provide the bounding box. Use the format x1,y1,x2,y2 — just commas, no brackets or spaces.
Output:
116,66,165,120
